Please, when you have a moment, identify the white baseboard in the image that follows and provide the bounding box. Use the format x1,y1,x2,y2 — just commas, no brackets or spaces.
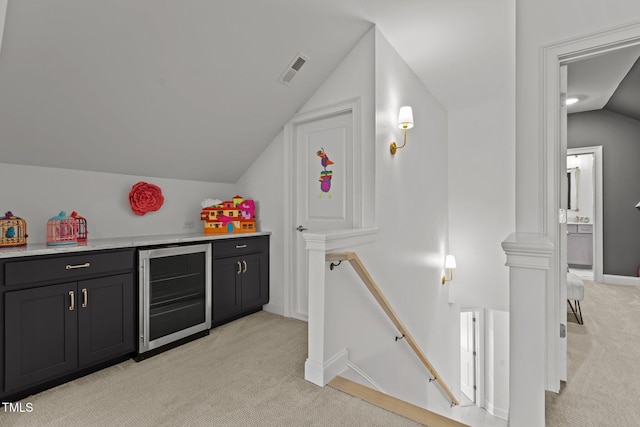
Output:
343,361,388,394
304,348,348,387
262,302,284,316
325,348,349,383
603,274,640,287
485,400,509,420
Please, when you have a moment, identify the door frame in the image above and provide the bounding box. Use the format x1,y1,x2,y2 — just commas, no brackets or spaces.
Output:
283,98,363,319
566,146,604,282
542,21,640,391
0,1,7,57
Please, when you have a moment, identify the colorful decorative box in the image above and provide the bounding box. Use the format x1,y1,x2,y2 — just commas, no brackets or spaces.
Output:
200,195,256,234
0,211,28,247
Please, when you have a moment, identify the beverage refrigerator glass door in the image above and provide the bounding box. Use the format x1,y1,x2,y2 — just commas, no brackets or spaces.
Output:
138,243,211,354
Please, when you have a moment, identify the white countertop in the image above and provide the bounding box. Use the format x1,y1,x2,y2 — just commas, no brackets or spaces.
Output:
0,231,271,259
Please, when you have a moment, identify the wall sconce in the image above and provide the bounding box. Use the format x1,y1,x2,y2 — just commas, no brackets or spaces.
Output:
390,106,414,155
441,255,456,285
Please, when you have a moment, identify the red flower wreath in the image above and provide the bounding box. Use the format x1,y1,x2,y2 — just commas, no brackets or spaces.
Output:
129,182,164,216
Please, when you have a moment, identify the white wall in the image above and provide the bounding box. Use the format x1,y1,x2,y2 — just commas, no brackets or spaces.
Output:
445,2,513,417
448,101,514,312
0,163,236,243
236,132,286,315
347,27,458,414
448,102,513,416
319,26,459,415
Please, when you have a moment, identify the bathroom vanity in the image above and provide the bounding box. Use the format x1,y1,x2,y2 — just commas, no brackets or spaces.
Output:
567,223,593,268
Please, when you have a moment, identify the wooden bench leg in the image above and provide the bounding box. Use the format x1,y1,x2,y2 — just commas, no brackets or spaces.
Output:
567,299,583,325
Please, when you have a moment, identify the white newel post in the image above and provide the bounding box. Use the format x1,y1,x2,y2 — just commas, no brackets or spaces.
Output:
302,228,378,387
303,235,329,386
502,233,554,427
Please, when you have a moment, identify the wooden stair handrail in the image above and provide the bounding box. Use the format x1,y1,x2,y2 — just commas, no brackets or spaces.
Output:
326,251,459,407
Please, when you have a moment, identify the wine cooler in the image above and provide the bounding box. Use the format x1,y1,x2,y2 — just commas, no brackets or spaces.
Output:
137,243,211,357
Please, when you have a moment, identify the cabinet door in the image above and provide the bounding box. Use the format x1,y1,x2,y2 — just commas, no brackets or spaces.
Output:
78,274,135,367
212,257,242,324
241,253,269,309
567,233,593,266
5,283,78,392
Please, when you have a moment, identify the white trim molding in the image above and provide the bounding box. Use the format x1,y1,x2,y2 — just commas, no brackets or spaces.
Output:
502,233,554,270
344,360,388,395
486,402,509,421
0,0,7,57
603,274,640,287
304,348,349,387
502,233,553,427
304,227,378,252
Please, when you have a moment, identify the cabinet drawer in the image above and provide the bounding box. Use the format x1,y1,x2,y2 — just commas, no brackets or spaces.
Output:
4,250,134,287
577,224,593,234
567,224,578,233
212,236,268,258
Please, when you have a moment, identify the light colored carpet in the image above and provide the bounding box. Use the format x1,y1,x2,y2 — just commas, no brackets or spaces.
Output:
546,279,640,426
3,311,422,427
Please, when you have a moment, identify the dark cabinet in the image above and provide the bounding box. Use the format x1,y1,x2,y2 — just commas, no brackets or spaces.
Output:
5,283,78,392
212,236,269,327
77,275,134,367
1,250,135,398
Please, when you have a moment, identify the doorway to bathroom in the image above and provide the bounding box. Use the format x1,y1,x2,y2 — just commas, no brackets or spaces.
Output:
566,146,603,282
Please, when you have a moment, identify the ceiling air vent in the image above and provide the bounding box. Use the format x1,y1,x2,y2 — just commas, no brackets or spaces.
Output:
278,52,308,86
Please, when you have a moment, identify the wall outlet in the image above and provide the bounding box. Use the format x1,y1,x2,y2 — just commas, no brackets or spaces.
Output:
183,220,195,229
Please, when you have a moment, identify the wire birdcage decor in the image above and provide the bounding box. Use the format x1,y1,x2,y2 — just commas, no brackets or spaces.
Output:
47,211,77,246
70,211,88,242
0,211,28,247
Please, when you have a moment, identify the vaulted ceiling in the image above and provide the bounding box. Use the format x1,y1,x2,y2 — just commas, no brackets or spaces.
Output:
0,1,510,183
604,55,640,121
567,44,640,121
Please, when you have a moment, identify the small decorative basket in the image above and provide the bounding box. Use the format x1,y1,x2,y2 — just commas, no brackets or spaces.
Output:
0,211,28,247
47,212,77,246
70,211,88,242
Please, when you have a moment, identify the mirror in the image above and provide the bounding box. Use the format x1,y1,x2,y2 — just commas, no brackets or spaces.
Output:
567,168,578,210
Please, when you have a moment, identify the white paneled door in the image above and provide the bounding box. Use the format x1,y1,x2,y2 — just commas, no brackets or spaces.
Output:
460,311,476,403
293,111,353,320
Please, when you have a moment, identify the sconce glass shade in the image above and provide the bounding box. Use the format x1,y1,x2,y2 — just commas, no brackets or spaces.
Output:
397,106,414,129
444,254,457,269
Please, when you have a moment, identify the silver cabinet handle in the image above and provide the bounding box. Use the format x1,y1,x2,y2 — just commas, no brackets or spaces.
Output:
236,244,247,249
69,291,75,311
82,288,88,308
242,260,247,273
237,261,242,274
66,262,91,270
